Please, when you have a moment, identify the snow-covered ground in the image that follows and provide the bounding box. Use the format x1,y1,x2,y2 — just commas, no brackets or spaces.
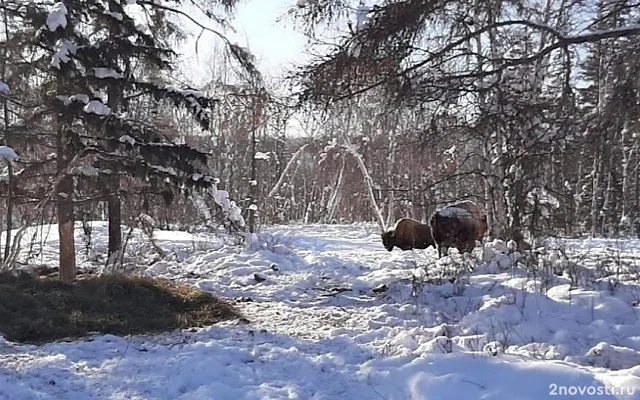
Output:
1,222,640,399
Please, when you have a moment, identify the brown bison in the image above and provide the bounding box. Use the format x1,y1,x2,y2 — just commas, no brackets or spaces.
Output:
429,200,488,258
381,218,435,251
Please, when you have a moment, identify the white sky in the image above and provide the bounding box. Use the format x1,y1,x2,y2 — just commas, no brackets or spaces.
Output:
179,0,310,85
233,0,309,75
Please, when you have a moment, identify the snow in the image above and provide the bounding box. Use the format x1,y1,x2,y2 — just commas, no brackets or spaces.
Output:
119,134,135,145
0,81,9,95
72,165,100,177
527,187,561,209
83,100,111,116
164,85,205,98
57,93,90,105
356,1,372,31
46,2,68,32
0,145,18,161
151,164,177,177
103,10,124,21
212,187,245,227
254,151,270,160
437,206,472,219
162,85,209,122
0,223,639,399
51,40,78,69
93,67,124,79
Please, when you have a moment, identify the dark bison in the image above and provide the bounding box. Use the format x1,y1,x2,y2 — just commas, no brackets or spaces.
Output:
381,218,435,251
429,200,488,258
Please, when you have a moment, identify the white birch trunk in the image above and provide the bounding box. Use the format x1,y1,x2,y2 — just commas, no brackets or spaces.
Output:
266,144,308,199
343,139,386,231
326,154,346,222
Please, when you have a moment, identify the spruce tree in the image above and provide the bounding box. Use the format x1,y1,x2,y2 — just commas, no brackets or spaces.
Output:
21,0,258,278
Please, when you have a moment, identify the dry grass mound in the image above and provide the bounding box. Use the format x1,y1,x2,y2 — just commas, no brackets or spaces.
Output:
0,272,244,344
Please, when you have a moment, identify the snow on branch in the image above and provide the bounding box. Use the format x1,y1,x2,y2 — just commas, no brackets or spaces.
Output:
56,94,111,116
154,84,215,128
51,40,78,69
47,2,68,32
93,67,125,79
56,95,210,176
119,135,136,145
254,151,270,160
103,10,124,21
83,100,112,116
0,146,19,162
212,186,245,227
56,94,89,105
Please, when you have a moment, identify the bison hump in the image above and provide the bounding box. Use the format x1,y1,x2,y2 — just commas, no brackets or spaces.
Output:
437,207,473,219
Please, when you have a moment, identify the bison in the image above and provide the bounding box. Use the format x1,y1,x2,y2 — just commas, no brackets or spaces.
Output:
429,200,488,258
381,218,435,252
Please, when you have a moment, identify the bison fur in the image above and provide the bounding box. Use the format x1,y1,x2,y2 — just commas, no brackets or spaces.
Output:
429,200,488,258
381,218,435,252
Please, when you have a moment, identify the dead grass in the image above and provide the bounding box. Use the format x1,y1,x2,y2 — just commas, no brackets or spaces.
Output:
0,272,245,344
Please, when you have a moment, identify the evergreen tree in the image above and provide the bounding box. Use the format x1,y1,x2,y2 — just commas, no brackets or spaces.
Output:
9,0,259,279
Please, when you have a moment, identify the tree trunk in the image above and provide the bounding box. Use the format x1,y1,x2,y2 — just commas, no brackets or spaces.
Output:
344,138,386,231
105,0,124,266
4,161,12,262
620,117,633,231
267,144,308,198
590,149,603,236
1,0,10,262
107,184,122,264
326,154,346,222
635,154,640,236
248,93,263,233
57,122,76,281
385,120,397,228
601,135,616,235
570,157,584,235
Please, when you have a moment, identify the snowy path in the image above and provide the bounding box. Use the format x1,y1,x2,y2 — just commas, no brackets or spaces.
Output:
1,223,640,399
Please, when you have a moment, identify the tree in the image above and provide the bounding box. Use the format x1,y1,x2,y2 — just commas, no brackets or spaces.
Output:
2,0,259,279
288,0,640,239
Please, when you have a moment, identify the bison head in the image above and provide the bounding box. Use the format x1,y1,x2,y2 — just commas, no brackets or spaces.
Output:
381,230,395,251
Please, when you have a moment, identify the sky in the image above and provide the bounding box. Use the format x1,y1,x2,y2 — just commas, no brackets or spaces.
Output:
232,0,309,75
179,0,311,85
